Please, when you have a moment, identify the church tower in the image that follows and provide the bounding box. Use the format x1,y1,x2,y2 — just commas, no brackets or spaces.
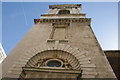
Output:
2,4,116,79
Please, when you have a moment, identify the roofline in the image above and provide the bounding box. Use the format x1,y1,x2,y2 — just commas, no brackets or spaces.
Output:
104,50,120,52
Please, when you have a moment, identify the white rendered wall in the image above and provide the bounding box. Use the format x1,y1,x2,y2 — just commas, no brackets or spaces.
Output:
0,43,6,64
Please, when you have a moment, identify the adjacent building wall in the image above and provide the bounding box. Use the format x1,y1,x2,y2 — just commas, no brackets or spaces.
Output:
0,43,6,80
0,43,6,64
104,50,120,80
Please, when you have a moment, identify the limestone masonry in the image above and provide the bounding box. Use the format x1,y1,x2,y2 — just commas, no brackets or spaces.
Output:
1,4,117,79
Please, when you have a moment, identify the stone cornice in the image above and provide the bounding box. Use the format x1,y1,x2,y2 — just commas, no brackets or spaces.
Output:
41,14,86,17
49,4,81,9
34,18,91,24
22,67,81,74
40,14,86,19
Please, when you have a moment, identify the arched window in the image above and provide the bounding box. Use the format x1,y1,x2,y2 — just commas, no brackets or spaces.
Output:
47,60,61,67
46,59,62,67
58,10,70,14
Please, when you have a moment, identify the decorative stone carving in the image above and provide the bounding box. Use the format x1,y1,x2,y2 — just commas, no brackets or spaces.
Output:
63,59,72,69
35,59,44,68
34,18,91,24
28,55,73,70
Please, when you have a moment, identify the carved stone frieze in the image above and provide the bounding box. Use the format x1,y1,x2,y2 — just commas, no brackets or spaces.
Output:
34,18,91,24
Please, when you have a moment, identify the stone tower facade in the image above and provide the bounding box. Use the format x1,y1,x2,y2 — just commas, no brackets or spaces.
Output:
2,4,116,79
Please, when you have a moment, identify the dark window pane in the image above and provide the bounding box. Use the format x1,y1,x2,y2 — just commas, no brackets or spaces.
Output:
47,61,61,67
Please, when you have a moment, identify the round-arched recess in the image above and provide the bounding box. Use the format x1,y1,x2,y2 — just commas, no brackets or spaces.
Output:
58,10,70,14
25,50,81,70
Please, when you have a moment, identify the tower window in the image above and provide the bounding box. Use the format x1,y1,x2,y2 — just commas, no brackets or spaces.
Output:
47,60,61,67
58,10,70,14
46,59,63,67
